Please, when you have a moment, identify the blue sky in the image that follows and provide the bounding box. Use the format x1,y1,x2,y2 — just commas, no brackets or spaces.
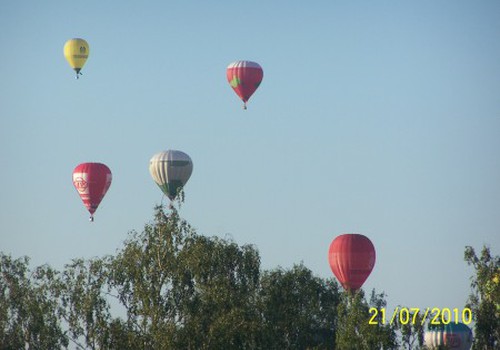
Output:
1,0,499,317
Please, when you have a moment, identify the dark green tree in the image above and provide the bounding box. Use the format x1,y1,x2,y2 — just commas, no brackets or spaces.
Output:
105,205,262,349
105,206,188,348
175,235,261,349
0,254,68,349
259,264,340,349
397,306,425,350
59,257,113,349
336,290,398,350
464,245,500,350
5,204,463,349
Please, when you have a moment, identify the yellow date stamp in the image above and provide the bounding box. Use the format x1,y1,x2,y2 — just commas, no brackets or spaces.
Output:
368,307,472,326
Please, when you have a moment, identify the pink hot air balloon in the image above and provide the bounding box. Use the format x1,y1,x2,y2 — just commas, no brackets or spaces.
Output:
226,60,263,109
72,162,112,221
328,234,376,292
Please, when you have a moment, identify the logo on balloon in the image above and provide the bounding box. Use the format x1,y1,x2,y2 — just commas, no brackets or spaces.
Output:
445,334,461,347
229,76,241,88
73,177,88,193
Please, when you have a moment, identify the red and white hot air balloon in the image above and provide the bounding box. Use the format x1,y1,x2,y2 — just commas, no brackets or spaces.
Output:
72,163,112,221
226,60,263,109
328,234,376,292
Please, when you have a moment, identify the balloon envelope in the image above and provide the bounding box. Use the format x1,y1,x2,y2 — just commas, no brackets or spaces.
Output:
72,163,112,220
149,150,193,201
64,38,89,77
328,234,376,292
424,323,472,350
226,60,263,109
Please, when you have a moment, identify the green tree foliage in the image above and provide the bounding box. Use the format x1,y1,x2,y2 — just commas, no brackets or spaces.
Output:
59,258,112,349
0,255,68,349
175,235,262,348
464,245,500,350
103,206,263,349
397,307,425,350
104,206,190,348
0,206,406,349
259,264,340,349
336,290,398,350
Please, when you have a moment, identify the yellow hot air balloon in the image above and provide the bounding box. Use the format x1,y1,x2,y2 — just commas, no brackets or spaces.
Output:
64,38,89,79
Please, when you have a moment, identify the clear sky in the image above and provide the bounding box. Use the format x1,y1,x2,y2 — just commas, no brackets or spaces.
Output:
1,0,499,318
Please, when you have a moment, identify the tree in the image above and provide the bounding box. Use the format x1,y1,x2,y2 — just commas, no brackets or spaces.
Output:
335,290,398,350
177,235,261,349
7,205,477,349
105,206,188,348
59,257,113,349
105,205,263,349
0,254,68,349
397,306,425,350
464,245,500,350
259,264,340,349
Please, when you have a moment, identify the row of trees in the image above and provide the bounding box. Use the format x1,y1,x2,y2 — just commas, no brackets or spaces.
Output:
1,205,498,349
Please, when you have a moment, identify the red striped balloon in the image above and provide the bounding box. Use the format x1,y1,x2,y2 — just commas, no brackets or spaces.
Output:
72,163,112,221
226,60,263,109
328,234,376,292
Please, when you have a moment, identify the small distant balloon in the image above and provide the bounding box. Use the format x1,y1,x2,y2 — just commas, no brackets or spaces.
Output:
72,162,112,222
328,234,376,292
149,150,193,201
226,60,263,109
64,38,89,79
424,323,472,350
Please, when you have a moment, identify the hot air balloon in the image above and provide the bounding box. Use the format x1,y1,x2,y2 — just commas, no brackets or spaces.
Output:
226,60,263,109
64,38,89,79
149,150,193,201
424,323,472,350
72,163,112,221
328,234,376,292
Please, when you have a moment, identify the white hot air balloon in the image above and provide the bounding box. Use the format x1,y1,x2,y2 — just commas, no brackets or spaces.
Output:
424,323,472,350
149,150,193,201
